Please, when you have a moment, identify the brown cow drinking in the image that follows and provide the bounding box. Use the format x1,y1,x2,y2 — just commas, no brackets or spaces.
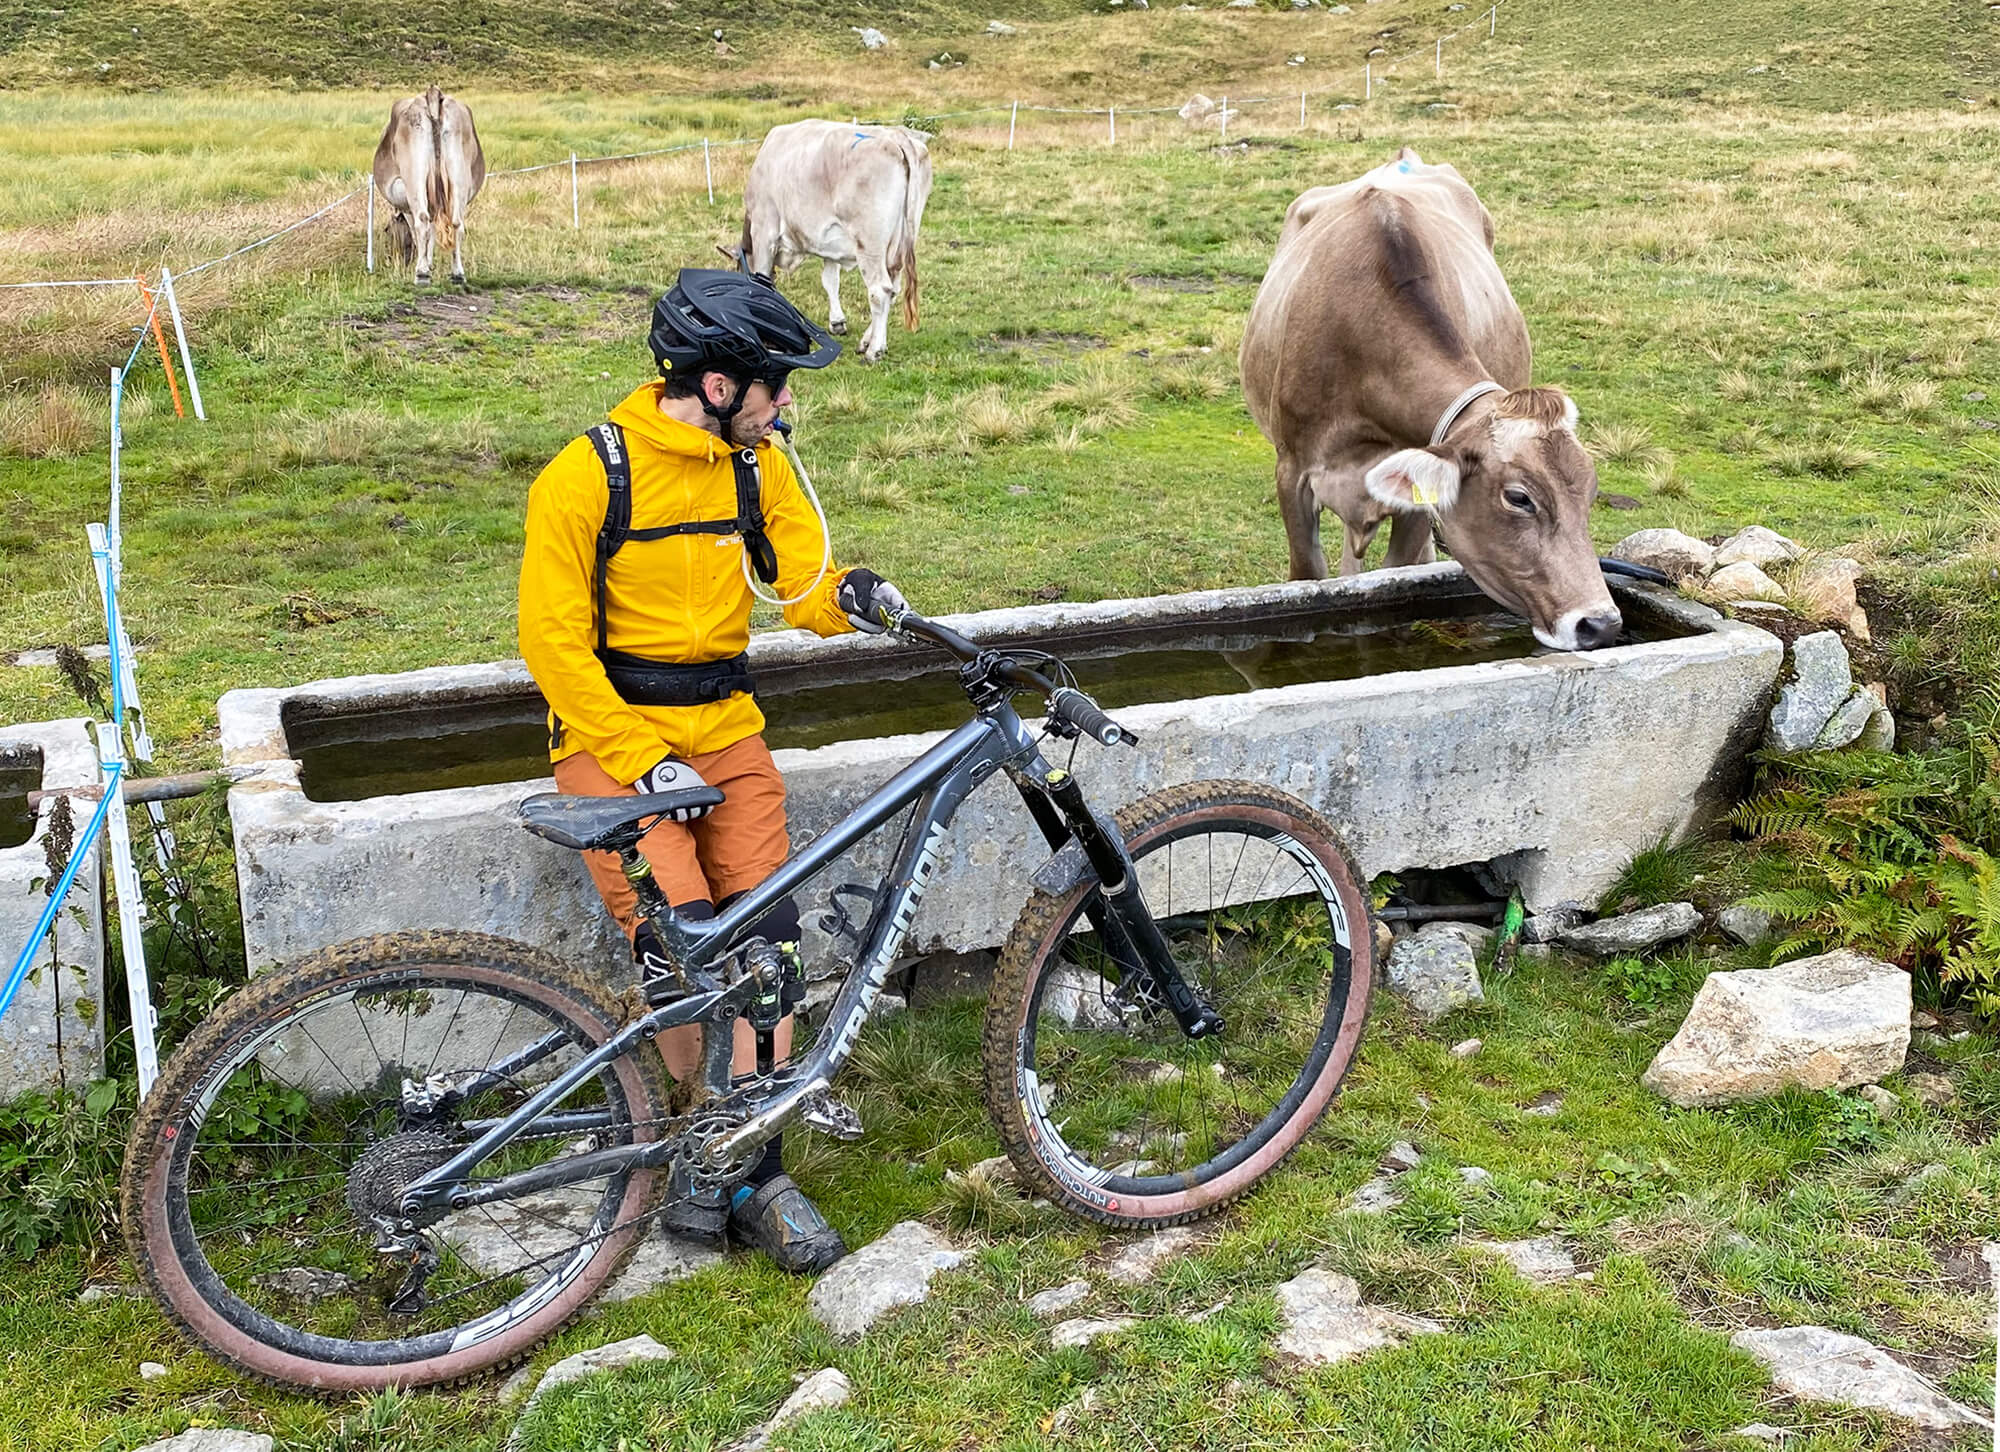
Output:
372,86,486,287
1240,148,1620,651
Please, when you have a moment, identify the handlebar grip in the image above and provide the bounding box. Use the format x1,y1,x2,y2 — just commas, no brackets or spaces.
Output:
1050,687,1136,747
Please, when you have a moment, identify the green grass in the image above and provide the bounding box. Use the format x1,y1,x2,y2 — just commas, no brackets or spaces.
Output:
13,954,1991,1450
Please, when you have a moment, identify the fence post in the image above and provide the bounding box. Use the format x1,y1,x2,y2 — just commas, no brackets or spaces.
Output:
365,174,374,273
1300,91,1307,128
703,138,714,204
1436,37,1442,76
1221,95,1228,145
1490,3,1496,34
1365,61,1372,100
157,267,205,423
570,153,580,229
1008,99,1018,150
1109,106,1115,144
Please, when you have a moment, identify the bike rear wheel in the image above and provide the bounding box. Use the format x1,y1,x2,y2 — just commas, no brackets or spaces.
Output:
982,780,1373,1229
122,931,669,1392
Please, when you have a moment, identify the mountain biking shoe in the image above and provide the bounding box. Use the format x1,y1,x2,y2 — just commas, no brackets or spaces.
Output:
657,1188,728,1248
728,1174,847,1273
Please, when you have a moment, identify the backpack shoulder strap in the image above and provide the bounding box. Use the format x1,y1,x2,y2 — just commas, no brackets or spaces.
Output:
730,445,779,585
585,423,631,655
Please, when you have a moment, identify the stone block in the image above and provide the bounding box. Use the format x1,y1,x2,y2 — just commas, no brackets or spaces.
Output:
0,720,104,1098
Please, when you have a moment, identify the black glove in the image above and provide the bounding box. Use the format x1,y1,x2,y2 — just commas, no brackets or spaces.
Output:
837,568,908,633
632,758,716,822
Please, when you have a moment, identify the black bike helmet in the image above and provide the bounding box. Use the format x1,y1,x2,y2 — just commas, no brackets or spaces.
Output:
650,269,841,427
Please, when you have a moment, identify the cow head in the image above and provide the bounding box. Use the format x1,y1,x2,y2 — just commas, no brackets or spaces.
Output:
1363,386,1621,650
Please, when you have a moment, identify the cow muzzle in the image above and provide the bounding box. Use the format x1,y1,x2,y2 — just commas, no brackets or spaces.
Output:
1539,604,1624,652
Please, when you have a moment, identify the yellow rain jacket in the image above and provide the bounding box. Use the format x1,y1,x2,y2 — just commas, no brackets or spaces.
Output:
519,381,856,785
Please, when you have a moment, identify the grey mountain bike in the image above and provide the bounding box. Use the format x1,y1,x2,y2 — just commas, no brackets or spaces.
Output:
123,609,1374,1391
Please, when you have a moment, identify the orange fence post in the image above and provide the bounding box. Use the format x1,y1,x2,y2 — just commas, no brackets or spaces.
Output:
132,274,186,420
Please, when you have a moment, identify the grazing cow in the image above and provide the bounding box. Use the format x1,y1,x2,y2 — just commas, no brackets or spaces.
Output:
372,86,486,286
721,120,933,362
1240,148,1620,651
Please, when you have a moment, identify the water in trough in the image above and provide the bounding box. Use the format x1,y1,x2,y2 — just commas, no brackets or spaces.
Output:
289,594,1693,804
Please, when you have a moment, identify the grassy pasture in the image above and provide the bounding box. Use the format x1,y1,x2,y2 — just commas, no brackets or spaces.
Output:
0,0,1997,1447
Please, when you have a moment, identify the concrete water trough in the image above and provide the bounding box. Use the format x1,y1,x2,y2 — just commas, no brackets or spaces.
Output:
217,564,1782,988
0,718,105,1097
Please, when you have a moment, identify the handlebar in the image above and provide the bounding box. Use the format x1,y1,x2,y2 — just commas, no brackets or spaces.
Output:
890,610,1138,747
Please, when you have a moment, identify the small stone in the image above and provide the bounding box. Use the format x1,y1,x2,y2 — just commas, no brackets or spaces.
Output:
1104,1226,1199,1284
1025,1280,1092,1319
1380,1140,1423,1173
1521,902,1588,943
508,1335,676,1446
1449,1037,1483,1059
1906,1072,1955,1108
1713,525,1802,571
1611,528,1715,581
1385,921,1485,1017
1857,701,1895,751
1815,688,1877,751
253,1266,356,1302
1371,918,1393,971
1731,1325,1992,1431
1559,902,1699,956
1857,1084,1899,1117
1463,1236,1578,1282
498,1362,540,1406
1458,1166,1494,1186
1791,556,1863,628
1273,1267,1444,1364
1517,942,1556,965
1522,1093,1564,1117
1766,631,1854,756
1964,390,1987,402
1717,904,1774,946
1348,1176,1405,1214
1051,1315,1138,1348
985,18,1016,32
809,1221,963,1338
78,1283,141,1304
1709,561,1787,603
1910,1009,1939,1031
1041,964,1131,1030
139,1361,169,1380
1728,1425,1795,1443
1007,484,1030,496
735,1368,854,1452
131,1434,275,1452
852,25,888,47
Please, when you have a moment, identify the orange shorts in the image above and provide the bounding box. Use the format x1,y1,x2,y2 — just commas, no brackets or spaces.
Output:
553,733,791,938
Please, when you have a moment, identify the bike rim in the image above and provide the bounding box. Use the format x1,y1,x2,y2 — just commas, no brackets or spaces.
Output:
157,969,648,1367
1014,806,1363,1213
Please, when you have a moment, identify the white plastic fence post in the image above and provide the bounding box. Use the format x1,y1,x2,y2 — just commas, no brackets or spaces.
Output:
1490,4,1496,34
1365,61,1372,100
1009,99,1018,149
1221,95,1228,145
570,153,580,229
157,266,205,422
1109,106,1116,144
1436,37,1443,76
1301,91,1307,128
703,138,714,203
365,175,374,273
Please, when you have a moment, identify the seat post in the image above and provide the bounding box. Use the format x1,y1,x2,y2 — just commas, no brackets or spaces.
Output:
619,847,675,923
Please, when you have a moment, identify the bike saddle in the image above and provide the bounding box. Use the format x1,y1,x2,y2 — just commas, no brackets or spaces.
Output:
516,789,727,852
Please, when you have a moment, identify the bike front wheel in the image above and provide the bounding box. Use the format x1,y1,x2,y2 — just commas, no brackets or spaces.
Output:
982,780,1373,1229
123,931,670,1392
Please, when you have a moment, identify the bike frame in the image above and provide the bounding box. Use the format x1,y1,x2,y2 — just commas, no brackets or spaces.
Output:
402,698,1075,1219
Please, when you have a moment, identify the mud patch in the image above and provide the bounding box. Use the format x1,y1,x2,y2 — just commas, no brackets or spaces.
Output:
343,284,650,357
1934,1243,1995,1297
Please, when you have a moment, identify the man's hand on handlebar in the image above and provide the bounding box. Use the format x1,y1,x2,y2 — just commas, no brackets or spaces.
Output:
837,569,908,634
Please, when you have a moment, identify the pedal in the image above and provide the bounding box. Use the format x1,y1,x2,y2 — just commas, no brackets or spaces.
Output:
799,1090,865,1142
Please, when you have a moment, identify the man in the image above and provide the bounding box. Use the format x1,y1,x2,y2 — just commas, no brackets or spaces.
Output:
518,269,906,1273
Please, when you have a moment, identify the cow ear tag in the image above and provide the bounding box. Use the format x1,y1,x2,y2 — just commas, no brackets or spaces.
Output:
1412,478,1438,507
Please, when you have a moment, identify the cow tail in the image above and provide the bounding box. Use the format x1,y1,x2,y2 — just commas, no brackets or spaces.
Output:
898,136,929,332
429,153,456,259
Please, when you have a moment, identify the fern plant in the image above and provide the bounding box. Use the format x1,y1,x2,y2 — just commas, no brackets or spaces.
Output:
1731,729,2000,1014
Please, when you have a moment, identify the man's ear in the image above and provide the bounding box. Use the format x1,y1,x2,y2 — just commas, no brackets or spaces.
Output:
1365,448,1461,513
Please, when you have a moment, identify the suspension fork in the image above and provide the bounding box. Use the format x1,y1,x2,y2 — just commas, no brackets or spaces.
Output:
1019,767,1224,1040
